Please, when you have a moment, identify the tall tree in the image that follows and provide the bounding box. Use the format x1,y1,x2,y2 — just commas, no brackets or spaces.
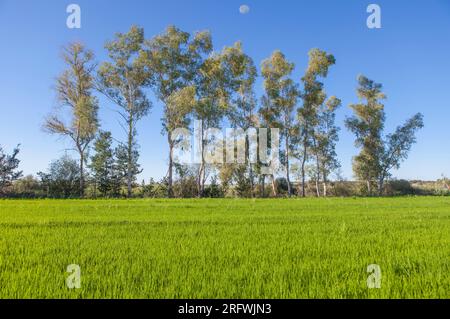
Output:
298,49,336,197
224,42,258,197
314,96,342,196
193,41,233,197
345,75,424,195
0,145,22,195
261,51,298,196
98,26,152,197
163,86,197,196
143,26,211,197
345,75,386,195
89,131,115,197
44,43,99,197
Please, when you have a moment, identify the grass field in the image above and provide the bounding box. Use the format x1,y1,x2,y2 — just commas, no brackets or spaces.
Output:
0,197,449,299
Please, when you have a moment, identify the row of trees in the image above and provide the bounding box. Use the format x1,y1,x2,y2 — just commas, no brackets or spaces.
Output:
0,25,424,198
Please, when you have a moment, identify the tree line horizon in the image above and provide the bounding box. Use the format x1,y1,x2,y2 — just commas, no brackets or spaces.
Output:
0,25,427,199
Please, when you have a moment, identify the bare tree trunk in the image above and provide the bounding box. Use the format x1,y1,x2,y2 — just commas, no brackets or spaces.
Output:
246,136,254,198
315,174,320,197
271,175,277,197
249,165,254,198
197,121,205,198
260,175,266,198
323,173,328,197
300,128,308,197
79,151,85,198
168,136,174,198
301,148,307,198
127,117,133,198
315,158,320,198
378,177,384,197
285,134,291,197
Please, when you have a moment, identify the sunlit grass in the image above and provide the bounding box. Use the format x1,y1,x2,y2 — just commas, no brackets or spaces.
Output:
0,197,449,298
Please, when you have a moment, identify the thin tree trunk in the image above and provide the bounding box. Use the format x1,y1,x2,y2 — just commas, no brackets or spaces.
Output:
261,174,266,198
271,175,277,197
249,165,254,198
246,135,254,198
197,164,204,197
301,144,307,198
197,121,205,198
378,176,384,197
300,126,309,197
285,134,291,197
312,136,320,198
315,158,320,198
79,150,85,198
127,117,133,198
168,135,174,198
315,174,320,197
323,173,328,197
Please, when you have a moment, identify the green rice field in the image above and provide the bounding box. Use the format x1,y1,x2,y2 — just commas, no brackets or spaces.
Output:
0,197,449,299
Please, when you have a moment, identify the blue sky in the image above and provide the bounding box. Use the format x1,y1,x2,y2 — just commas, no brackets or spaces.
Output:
0,0,449,181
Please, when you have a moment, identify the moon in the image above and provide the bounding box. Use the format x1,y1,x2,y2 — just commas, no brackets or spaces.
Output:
239,5,250,14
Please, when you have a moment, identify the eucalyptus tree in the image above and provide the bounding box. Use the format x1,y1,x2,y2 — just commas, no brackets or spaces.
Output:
143,26,211,197
258,94,277,196
345,75,424,195
298,49,336,197
222,42,258,196
192,41,237,197
98,26,152,198
163,86,197,197
44,43,99,197
261,51,298,196
314,96,341,196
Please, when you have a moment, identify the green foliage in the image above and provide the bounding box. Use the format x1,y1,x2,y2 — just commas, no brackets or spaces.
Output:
89,131,115,197
0,145,22,195
37,155,81,198
202,176,223,198
114,139,142,190
10,175,42,198
313,96,342,196
143,26,210,197
44,43,99,197
98,25,152,198
297,49,337,197
261,51,299,196
385,179,415,196
346,75,424,195
232,165,252,198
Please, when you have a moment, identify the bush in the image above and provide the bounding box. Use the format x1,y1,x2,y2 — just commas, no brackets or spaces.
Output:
203,176,224,198
385,180,415,196
10,175,44,198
